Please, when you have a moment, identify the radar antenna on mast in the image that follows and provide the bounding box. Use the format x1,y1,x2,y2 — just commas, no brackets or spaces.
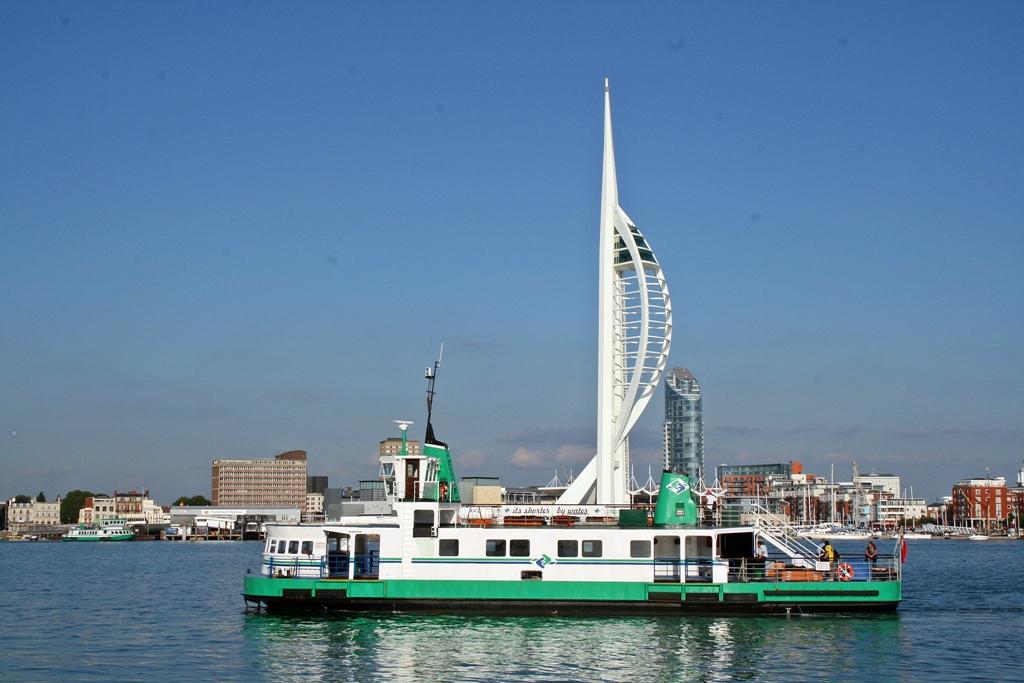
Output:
425,343,446,446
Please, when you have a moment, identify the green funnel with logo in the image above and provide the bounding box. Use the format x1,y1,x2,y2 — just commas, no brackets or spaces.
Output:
653,470,698,526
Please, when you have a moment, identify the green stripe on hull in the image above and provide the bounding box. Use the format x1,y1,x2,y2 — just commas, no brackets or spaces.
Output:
63,535,134,541
244,576,900,605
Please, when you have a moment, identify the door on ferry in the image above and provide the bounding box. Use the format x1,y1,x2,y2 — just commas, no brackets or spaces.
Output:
653,535,681,582
404,459,420,500
326,533,349,578
354,533,380,579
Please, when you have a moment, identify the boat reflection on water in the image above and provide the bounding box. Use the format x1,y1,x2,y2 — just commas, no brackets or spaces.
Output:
242,612,902,682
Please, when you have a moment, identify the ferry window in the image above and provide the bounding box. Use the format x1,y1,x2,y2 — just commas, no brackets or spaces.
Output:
557,540,578,558
439,539,459,556
413,509,435,538
288,540,299,554
509,540,530,557
268,540,277,553
485,539,506,557
301,541,314,555
582,540,603,558
630,540,652,558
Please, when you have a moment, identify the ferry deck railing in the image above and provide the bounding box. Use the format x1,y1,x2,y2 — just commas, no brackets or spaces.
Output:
261,552,899,584
264,552,380,579
725,554,899,583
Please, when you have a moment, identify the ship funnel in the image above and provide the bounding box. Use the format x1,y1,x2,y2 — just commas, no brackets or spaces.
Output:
653,470,698,526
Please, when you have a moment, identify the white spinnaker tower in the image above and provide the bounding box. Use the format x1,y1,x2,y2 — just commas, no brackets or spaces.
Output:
559,81,673,506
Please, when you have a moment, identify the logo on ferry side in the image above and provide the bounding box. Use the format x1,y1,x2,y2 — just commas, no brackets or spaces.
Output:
535,554,554,569
666,478,689,495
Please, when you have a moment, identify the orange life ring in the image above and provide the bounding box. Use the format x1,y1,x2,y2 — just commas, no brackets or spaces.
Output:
837,563,854,582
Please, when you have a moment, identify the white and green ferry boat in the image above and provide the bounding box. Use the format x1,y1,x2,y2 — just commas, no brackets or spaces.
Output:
242,370,902,615
242,82,902,615
64,519,134,542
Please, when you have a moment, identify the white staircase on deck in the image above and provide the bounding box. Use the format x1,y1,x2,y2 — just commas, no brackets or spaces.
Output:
749,501,822,568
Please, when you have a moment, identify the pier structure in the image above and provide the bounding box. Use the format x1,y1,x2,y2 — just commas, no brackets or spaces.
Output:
559,80,673,506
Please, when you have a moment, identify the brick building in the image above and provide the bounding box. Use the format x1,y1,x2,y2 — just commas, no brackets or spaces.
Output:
717,461,803,496
951,477,1010,528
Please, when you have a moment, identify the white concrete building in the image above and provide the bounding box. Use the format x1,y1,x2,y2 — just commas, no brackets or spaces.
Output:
303,493,325,523
6,497,61,532
169,505,301,531
855,473,901,497
874,498,928,526
78,491,166,525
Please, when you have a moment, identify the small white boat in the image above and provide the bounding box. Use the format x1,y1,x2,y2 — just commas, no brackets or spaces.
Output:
968,534,989,541
901,532,932,540
799,524,872,540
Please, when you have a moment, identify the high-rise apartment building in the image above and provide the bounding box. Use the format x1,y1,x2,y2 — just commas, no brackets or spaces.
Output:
663,367,704,484
211,450,308,507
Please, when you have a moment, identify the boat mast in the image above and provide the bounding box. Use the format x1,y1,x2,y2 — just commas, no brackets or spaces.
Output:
425,343,445,446
831,462,836,524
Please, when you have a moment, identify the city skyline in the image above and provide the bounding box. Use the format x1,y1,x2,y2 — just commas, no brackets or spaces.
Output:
2,4,1022,503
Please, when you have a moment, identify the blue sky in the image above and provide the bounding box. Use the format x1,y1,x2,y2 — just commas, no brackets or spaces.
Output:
2,2,1022,503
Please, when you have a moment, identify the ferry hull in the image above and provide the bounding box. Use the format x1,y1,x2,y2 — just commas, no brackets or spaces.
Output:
243,577,900,616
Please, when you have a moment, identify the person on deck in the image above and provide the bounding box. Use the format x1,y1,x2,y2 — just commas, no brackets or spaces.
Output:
864,541,878,566
753,538,768,580
819,540,838,578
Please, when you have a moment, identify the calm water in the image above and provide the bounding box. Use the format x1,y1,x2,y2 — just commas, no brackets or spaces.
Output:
1,539,1021,681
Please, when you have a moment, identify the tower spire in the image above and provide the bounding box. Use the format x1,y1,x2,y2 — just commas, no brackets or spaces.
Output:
558,81,674,506
602,79,618,209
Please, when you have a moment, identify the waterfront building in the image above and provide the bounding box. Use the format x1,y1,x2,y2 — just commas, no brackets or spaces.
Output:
717,461,802,497
304,492,325,523
854,472,901,497
169,505,300,537
771,474,835,525
559,81,672,506
874,497,928,527
951,476,1010,528
211,450,308,508
5,497,61,532
1008,462,1024,533
663,367,704,485
78,490,165,525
